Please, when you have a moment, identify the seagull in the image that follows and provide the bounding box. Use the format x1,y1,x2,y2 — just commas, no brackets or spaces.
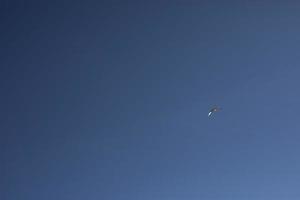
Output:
208,106,221,117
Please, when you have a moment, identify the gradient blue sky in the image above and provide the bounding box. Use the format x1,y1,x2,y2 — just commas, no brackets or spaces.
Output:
2,1,300,199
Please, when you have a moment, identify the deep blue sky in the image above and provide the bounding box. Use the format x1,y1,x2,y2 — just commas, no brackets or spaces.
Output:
2,1,300,199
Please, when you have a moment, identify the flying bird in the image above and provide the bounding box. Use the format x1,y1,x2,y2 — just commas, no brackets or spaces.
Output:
208,106,221,117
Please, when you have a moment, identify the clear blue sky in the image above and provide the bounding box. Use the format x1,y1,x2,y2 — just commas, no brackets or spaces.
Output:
2,1,300,199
